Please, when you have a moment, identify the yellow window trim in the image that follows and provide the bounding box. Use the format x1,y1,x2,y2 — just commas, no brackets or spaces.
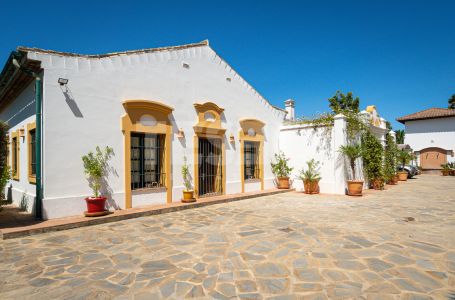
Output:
239,118,265,193
192,102,226,199
27,122,36,184
11,130,20,181
121,100,173,209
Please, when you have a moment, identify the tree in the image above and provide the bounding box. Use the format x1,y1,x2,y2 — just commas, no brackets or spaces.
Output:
395,129,405,144
449,94,455,109
328,91,360,114
339,144,362,180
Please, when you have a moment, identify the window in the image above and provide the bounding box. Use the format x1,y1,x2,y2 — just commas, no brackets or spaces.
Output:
244,141,260,180
29,129,36,177
131,133,165,190
11,135,19,180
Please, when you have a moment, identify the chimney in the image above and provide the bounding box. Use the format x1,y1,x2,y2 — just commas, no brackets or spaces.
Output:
284,99,295,121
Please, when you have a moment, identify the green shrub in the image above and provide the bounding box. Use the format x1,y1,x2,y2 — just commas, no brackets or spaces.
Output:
82,146,114,197
270,152,293,178
339,144,362,180
181,156,193,191
384,133,398,182
361,130,384,183
298,159,321,183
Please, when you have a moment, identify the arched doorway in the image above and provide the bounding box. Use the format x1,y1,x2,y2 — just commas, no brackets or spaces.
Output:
419,147,447,170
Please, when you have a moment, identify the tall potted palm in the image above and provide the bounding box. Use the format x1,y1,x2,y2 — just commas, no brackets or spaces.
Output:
271,152,293,189
298,159,321,194
340,144,363,196
82,146,114,215
397,150,411,181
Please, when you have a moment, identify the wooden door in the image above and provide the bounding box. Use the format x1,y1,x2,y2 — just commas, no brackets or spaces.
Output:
420,148,447,170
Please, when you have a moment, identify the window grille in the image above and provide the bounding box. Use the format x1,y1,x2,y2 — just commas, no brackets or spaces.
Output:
244,141,260,180
12,137,18,176
198,138,223,197
30,129,36,176
131,133,165,190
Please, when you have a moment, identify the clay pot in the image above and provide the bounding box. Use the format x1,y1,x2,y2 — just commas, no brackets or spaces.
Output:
398,171,408,181
442,170,449,176
85,196,107,213
182,190,196,203
347,180,363,196
372,179,384,190
393,175,399,184
277,177,290,189
450,170,455,176
303,180,320,194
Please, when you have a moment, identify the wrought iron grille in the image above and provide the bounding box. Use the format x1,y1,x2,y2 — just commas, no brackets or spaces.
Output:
12,137,18,176
198,137,222,197
244,141,260,180
131,133,166,190
30,129,36,176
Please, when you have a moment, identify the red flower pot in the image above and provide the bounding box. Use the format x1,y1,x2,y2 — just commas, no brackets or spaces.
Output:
85,196,107,213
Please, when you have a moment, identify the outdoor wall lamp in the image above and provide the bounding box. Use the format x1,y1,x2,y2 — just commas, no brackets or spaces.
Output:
58,78,69,86
177,128,185,138
19,127,25,138
229,134,235,143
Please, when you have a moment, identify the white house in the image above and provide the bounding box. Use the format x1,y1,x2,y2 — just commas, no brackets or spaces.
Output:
397,108,455,170
0,40,390,219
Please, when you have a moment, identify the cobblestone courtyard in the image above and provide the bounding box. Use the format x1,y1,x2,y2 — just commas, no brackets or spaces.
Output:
1,175,454,299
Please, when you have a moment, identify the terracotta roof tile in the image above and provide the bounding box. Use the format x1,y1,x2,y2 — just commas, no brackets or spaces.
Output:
396,108,455,123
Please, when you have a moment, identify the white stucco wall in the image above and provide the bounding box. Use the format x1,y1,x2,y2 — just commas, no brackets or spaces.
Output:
22,45,284,219
0,82,37,213
404,117,455,163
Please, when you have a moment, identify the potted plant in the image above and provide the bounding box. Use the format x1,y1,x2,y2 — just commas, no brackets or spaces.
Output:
361,130,384,190
339,144,363,196
271,152,293,189
397,150,412,181
298,159,321,194
181,156,195,203
441,163,450,176
449,162,455,176
384,133,398,185
82,146,114,215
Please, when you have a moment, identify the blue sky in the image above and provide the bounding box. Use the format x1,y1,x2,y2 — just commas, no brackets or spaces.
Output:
1,0,454,129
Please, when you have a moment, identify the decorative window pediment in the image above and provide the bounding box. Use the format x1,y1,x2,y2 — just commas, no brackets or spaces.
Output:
193,102,226,135
239,118,265,141
122,100,174,131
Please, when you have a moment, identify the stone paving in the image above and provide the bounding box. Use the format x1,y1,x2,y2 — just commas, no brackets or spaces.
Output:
0,175,454,299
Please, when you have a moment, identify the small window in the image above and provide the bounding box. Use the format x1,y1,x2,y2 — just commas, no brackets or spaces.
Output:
11,136,19,180
131,133,165,190
244,141,260,180
29,129,36,177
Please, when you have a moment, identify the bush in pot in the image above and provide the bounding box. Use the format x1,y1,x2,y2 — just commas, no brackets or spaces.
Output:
298,159,321,194
339,144,363,196
397,150,412,181
82,146,114,215
361,130,384,190
441,163,450,176
271,152,293,189
181,156,195,203
384,133,398,185
449,162,455,176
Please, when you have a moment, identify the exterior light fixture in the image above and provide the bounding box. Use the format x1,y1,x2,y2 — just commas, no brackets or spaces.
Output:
229,134,235,143
19,127,25,137
177,128,185,138
58,78,69,86
182,62,190,69
226,77,232,82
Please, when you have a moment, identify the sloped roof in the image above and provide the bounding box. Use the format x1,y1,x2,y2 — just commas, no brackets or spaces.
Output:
396,108,455,124
16,40,210,58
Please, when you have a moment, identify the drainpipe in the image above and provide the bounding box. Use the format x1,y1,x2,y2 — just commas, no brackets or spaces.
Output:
12,53,43,219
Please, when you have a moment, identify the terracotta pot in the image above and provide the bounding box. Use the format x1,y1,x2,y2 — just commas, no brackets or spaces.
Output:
398,171,408,181
442,170,449,176
85,196,107,213
372,178,384,190
277,177,290,189
182,190,196,203
393,175,399,184
347,180,363,196
303,180,320,194
450,170,455,176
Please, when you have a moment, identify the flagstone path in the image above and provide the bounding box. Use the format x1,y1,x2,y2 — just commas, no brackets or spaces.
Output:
0,175,454,299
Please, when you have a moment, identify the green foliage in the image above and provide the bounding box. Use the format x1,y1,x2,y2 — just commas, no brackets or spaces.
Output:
449,94,455,109
395,129,405,144
0,121,9,202
397,150,412,168
441,163,450,171
339,144,362,180
361,130,384,182
181,156,193,191
384,133,398,181
298,159,321,183
270,152,293,178
291,113,335,127
82,146,114,197
328,91,360,114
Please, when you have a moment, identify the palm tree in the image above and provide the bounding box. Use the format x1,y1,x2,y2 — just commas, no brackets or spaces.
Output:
449,94,455,109
397,150,412,168
339,144,362,180
395,129,405,144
